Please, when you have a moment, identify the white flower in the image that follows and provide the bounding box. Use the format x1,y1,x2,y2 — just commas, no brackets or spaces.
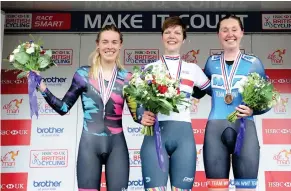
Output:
9,55,15,62
238,86,244,93
12,48,20,54
253,73,260,78
164,92,171,98
145,74,153,81
134,77,144,86
167,86,176,97
26,46,35,54
240,76,248,86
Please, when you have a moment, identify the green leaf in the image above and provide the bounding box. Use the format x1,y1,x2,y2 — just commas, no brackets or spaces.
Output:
2,58,9,62
44,49,52,57
38,56,50,68
133,65,140,71
14,52,30,65
17,71,28,79
12,61,27,71
37,36,43,45
173,107,179,113
158,98,173,110
29,34,36,42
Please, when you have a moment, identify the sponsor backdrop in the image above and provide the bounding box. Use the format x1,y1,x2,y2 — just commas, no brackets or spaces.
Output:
1,11,291,191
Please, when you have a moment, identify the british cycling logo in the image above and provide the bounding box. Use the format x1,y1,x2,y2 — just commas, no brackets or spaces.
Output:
36,127,64,137
182,49,199,63
129,149,141,167
51,49,73,65
124,49,159,65
2,98,23,115
1,150,19,168
273,97,288,114
33,180,62,190
5,13,32,29
262,14,291,30
273,149,291,166
267,49,286,65
30,149,68,168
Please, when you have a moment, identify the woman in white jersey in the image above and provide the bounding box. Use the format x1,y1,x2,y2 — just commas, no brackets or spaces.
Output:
139,16,211,191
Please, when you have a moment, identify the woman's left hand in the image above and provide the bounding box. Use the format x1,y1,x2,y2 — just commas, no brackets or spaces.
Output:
235,105,253,119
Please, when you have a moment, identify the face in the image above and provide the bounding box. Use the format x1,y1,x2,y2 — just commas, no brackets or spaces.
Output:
162,25,184,54
218,18,243,51
97,30,122,63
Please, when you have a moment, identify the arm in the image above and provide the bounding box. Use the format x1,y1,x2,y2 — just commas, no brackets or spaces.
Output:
192,57,212,99
249,57,272,115
39,68,86,116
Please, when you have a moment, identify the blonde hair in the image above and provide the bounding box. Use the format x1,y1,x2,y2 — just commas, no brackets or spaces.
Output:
88,24,124,79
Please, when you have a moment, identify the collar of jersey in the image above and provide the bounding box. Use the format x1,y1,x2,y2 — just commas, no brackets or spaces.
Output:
163,55,180,60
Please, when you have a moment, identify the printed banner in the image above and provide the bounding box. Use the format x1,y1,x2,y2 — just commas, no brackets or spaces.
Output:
3,11,291,33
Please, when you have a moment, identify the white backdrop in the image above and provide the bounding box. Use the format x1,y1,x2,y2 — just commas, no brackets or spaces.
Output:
1,33,291,191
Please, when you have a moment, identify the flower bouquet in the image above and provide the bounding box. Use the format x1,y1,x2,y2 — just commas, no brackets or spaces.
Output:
227,72,280,154
4,35,56,118
123,64,189,171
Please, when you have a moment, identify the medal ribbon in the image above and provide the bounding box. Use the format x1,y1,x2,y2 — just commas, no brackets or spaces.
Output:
161,55,182,80
220,52,242,95
98,66,117,118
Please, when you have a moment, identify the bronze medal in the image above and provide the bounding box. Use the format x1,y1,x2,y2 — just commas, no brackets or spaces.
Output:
220,52,242,105
224,93,233,104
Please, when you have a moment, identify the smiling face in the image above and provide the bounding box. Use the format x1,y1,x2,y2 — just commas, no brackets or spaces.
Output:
218,18,244,51
97,30,122,64
162,25,184,55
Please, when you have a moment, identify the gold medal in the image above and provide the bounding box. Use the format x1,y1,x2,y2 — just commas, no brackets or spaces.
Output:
224,93,233,104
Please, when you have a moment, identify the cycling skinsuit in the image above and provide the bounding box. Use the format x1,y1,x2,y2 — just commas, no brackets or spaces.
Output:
202,53,269,189
40,66,134,191
139,55,211,190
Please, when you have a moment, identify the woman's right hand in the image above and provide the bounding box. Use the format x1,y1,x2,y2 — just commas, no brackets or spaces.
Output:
26,70,47,92
141,111,156,126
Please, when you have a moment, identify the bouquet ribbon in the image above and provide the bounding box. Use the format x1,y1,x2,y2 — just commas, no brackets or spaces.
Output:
28,71,42,119
234,102,246,155
153,115,166,172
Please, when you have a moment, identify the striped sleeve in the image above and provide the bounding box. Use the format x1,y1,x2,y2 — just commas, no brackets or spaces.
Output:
193,64,210,90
